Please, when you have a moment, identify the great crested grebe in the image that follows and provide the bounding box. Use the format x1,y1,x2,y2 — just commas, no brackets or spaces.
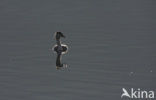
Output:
53,32,68,69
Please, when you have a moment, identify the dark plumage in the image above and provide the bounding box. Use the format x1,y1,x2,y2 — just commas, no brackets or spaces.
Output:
55,32,65,40
54,45,67,54
53,32,68,69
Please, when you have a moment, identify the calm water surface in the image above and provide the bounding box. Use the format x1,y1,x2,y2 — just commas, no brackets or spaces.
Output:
0,0,156,100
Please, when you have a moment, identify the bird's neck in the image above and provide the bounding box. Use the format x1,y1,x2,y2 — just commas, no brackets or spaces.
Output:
56,40,61,46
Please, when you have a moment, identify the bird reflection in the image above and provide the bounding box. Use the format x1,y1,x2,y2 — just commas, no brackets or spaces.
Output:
53,32,68,69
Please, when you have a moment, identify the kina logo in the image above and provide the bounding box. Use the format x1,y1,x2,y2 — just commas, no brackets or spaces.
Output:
121,88,154,99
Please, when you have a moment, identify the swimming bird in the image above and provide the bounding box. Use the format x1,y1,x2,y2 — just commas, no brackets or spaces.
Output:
53,32,68,69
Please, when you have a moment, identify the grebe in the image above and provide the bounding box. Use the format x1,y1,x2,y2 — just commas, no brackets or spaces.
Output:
53,32,68,69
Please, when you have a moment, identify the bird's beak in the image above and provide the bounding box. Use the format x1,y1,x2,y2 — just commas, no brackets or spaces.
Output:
59,32,65,38
62,35,65,38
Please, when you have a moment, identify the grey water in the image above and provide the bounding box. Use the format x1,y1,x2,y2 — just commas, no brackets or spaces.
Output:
0,0,156,100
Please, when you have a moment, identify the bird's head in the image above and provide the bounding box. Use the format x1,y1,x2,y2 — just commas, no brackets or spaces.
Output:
55,32,65,40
